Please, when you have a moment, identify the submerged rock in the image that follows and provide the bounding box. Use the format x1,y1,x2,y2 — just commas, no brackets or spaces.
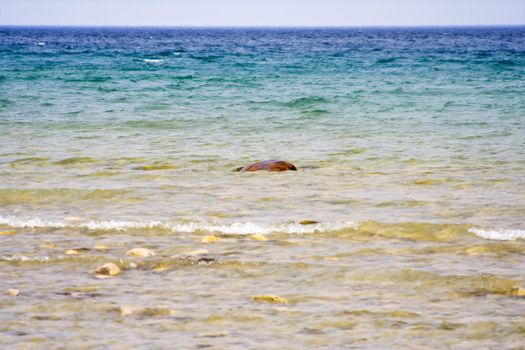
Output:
511,287,525,297
39,242,57,249
126,248,156,257
90,263,121,278
8,288,19,297
300,220,319,225
251,295,288,304
235,160,297,172
250,234,268,241
65,248,89,255
201,235,220,243
119,305,175,318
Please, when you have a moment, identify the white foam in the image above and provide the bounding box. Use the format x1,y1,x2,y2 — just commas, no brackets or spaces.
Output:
0,216,68,229
81,219,166,231
1,255,51,262
170,221,357,235
468,227,525,241
0,215,167,231
143,59,164,63
0,215,356,235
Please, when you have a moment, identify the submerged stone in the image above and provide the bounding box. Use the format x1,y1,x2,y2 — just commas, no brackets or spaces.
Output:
251,295,288,304
201,235,220,243
119,305,175,318
126,248,156,257
300,220,319,225
8,288,19,296
250,234,268,241
39,242,57,249
91,263,121,278
511,287,525,297
65,248,89,255
235,160,297,172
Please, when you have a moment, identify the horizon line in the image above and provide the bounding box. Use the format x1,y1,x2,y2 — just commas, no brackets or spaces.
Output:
1,24,524,29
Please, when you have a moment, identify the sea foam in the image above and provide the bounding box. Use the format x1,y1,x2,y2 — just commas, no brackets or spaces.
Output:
468,227,525,241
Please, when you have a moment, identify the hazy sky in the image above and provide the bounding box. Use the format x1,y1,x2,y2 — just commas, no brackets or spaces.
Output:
1,0,524,26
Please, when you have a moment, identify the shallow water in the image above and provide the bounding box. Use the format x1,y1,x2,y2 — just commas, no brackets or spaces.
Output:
1,27,525,349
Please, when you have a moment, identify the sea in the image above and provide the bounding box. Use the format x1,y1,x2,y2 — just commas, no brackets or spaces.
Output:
1,26,524,349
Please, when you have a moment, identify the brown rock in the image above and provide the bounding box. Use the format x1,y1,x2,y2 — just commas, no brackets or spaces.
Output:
236,160,297,172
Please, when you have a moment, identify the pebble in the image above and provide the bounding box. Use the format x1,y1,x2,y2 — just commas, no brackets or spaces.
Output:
201,235,220,243
126,248,156,257
65,249,80,255
8,288,19,296
93,244,109,251
90,263,121,278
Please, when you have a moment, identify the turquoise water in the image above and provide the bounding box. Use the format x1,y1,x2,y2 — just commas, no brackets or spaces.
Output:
1,27,525,349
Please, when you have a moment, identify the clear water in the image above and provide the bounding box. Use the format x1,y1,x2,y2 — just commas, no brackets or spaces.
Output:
1,27,525,349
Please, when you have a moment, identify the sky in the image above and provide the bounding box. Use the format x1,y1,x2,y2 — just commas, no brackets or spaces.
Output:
1,0,524,27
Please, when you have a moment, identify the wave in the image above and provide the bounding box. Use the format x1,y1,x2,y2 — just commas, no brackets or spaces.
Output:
468,228,525,241
1,215,523,240
0,215,355,235
283,96,329,108
143,59,165,64
376,57,397,64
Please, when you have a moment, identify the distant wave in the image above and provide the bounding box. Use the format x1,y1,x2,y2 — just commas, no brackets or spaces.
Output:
468,227,525,241
283,96,329,108
143,59,164,63
376,57,397,64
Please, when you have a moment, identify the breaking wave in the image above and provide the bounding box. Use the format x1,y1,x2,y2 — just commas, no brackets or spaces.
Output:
0,215,356,235
2,215,523,240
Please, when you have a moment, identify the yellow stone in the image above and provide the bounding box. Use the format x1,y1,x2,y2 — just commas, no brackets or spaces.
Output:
65,249,79,255
251,295,288,304
91,263,121,278
126,248,156,257
0,231,16,235
93,244,108,251
250,234,268,241
201,235,220,243
8,288,19,296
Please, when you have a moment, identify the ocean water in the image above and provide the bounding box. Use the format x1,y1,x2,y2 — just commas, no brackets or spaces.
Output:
1,27,525,349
